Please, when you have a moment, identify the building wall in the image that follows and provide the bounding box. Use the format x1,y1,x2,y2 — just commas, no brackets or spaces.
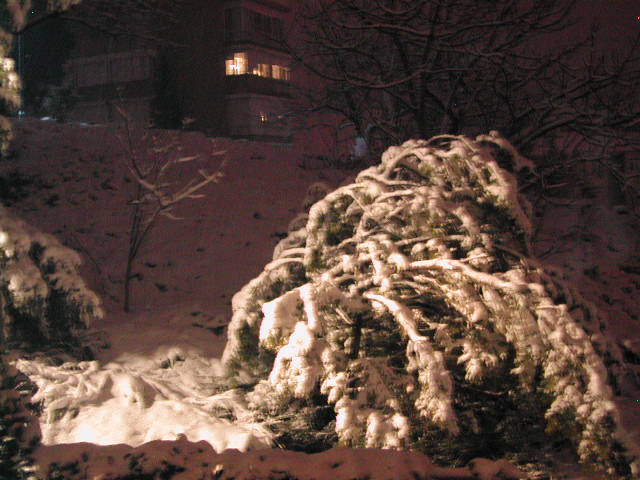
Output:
64,47,156,123
55,0,292,142
224,93,290,140
162,0,227,133
163,0,292,141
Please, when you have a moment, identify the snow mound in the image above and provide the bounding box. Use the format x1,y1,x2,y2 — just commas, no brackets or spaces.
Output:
222,133,639,477
16,354,272,452
35,440,526,480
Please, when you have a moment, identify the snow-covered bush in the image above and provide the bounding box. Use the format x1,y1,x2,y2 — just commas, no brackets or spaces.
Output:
0,359,39,480
222,133,638,477
0,207,103,348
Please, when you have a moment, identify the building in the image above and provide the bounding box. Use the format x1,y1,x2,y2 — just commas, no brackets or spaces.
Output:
50,0,293,142
221,0,292,141
63,46,156,125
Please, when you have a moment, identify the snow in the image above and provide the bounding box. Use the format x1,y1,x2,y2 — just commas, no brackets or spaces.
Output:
260,288,301,345
220,133,640,476
0,205,103,342
1,118,639,479
15,354,272,451
268,320,321,397
31,442,532,480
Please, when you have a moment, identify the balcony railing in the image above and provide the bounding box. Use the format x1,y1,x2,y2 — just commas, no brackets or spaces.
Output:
224,74,291,98
224,30,285,51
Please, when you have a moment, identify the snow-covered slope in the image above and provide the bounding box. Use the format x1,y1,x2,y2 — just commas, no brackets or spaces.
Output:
2,119,639,479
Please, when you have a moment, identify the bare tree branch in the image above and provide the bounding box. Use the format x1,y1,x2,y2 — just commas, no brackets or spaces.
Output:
116,107,226,311
289,0,640,171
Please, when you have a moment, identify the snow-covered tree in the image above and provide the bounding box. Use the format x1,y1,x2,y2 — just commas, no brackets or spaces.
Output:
222,133,638,477
1,0,83,156
0,206,102,348
0,10,22,156
0,199,100,477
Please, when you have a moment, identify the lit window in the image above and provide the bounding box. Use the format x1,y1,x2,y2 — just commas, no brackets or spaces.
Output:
226,52,289,81
226,52,248,75
258,63,271,77
251,65,270,77
272,65,290,81
225,59,234,75
259,112,269,123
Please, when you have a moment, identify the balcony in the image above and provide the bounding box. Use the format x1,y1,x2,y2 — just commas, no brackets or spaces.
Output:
224,30,285,52
224,74,291,98
255,0,290,12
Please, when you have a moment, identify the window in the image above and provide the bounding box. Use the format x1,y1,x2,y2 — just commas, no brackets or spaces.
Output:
224,8,283,43
75,58,107,87
271,64,290,81
252,63,271,77
226,52,290,82
224,8,242,41
271,17,284,40
70,51,153,87
259,112,269,123
249,10,283,41
226,52,248,75
110,54,151,83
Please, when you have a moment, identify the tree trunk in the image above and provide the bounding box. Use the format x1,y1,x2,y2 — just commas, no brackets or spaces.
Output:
123,254,133,313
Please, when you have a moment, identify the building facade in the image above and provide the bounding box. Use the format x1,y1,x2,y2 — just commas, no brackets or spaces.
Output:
221,0,291,140
63,46,156,124
57,0,292,141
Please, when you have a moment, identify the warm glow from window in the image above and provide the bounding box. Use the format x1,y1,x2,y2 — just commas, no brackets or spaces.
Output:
259,112,269,123
226,52,248,75
226,52,289,81
258,63,271,77
271,65,290,81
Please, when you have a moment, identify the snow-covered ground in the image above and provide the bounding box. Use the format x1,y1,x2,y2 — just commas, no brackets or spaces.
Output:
3,118,639,479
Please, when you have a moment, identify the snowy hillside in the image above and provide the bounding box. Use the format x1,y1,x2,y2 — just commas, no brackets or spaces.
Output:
1,118,639,479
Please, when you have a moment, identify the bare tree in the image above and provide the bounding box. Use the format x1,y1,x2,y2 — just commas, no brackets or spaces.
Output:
53,0,185,46
117,108,225,312
8,0,183,44
290,0,640,168
1,1,78,156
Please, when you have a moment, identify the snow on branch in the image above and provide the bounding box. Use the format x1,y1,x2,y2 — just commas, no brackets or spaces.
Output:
117,110,225,311
222,132,639,477
0,207,103,345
